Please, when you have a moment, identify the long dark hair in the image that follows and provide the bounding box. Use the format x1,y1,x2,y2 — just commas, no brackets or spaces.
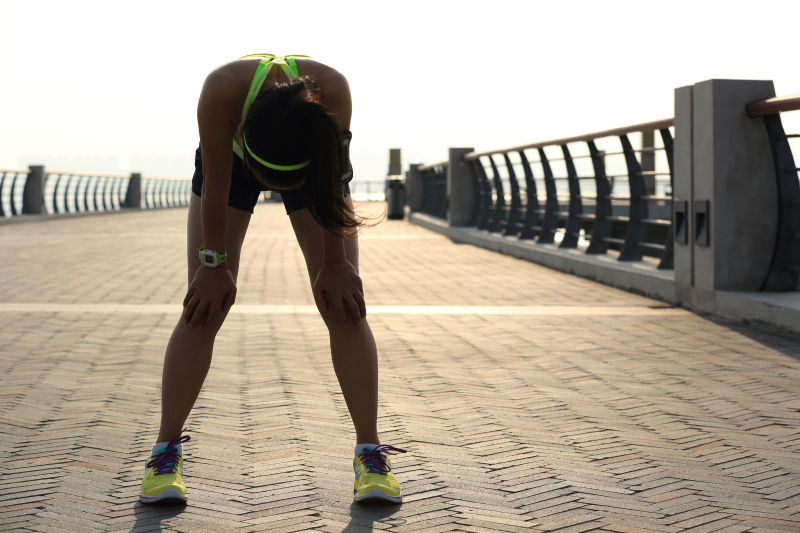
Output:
243,76,363,237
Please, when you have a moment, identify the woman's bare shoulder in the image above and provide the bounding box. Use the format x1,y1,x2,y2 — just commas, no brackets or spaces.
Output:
201,59,256,94
297,58,352,129
197,60,257,120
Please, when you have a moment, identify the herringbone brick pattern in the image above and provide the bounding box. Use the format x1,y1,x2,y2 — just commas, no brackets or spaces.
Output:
1,203,799,532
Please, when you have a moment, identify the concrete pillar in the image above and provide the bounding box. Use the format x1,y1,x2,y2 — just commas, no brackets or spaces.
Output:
674,79,777,311
406,163,423,212
674,86,694,304
125,172,142,208
388,148,402,176
447,147,474,227
23,165,45,214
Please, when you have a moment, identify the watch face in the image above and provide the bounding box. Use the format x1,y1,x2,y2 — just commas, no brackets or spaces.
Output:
202,254,214,265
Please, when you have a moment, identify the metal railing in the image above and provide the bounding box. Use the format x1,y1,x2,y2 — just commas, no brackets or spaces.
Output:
0,169,28,217
746,93,800,290
419,119,675,269
140,176,192,210
417,162,447,219
0,166,193,218
43,171,133,214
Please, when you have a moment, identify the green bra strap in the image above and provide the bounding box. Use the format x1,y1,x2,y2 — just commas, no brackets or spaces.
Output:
241,59,274,125
240,53,276,61
286,57,300,78
233,54,310,159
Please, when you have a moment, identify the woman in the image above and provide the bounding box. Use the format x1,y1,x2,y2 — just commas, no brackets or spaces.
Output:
139,54,405,505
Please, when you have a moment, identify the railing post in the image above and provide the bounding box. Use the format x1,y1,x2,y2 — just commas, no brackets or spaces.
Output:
405,163,423,213
518,151,541,240
559,144,582,248
23,165,45,215
125,172,142,209
674,79,777,309
641,130,656,195
447,148,475,227
502,153,522,236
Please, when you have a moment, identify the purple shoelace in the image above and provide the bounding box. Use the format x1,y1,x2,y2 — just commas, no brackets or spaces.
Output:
358,444,407,474
146,430,191,476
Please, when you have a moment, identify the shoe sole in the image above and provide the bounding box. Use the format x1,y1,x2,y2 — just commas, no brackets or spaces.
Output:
139,489,188,504
354,488,402,503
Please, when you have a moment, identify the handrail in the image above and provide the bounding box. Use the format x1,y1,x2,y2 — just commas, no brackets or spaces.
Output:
1,166,196,217
141,175,191,181
417,159,449,173
463,118,674,161
746,93,800,118
45,170,130,179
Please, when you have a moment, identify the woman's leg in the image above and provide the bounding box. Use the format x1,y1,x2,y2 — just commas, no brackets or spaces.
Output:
289,204,379,445
156,193,251,443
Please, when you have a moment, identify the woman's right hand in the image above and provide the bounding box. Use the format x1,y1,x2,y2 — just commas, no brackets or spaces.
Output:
182,264,237,328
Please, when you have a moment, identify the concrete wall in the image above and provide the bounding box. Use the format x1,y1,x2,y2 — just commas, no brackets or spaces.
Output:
674,79,777,312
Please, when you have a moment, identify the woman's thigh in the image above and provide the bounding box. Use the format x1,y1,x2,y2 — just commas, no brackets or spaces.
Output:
186,193,252,284
288,198,359,286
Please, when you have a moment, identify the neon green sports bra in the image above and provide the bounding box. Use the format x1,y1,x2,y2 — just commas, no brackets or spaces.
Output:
232,54,309,160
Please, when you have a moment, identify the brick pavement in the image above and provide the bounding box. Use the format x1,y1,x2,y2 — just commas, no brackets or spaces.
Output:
1,202,799,532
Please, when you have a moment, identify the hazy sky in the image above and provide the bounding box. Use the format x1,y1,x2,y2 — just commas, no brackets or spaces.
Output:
1,0,799,181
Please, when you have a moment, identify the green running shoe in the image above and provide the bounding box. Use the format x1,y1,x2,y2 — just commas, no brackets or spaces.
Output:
353,444,407,503
139,430,190,504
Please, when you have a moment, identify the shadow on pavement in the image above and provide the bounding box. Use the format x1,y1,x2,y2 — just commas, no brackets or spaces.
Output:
705,313,800,363
340,500,404,531
128,500,187,532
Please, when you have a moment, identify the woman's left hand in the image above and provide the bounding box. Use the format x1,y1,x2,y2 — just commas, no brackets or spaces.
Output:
312,261,366,327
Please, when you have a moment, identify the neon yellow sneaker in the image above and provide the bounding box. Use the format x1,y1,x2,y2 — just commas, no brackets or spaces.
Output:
353,444,407,503
139,431,191,504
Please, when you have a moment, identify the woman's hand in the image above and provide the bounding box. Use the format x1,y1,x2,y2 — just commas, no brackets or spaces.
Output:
183,264,237,328
313,261,366,327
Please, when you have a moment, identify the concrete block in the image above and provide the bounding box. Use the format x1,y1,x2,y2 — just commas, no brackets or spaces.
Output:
22,165,45,215
691,79,777,295
406,164,423,212
447,147,474,227
124,173,142,209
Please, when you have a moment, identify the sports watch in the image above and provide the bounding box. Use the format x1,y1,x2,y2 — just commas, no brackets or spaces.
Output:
198,247,227,267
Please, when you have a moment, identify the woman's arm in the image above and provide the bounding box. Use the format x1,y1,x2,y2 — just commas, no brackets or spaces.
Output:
313,70,365,325
196,68,240,253
182,67,241,328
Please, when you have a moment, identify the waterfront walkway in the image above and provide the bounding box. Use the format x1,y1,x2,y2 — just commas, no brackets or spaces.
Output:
1,203,800,532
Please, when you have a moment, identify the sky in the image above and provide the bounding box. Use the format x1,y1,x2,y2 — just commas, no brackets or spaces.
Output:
1,0,799,182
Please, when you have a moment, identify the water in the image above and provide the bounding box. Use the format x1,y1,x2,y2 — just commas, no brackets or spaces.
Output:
349,180,387,202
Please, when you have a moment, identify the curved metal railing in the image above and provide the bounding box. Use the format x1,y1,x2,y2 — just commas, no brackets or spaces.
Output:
0,167,193,218
140,176,192,209
417,161,448,219
43,171,132,214
417,119,675,269
746,93,800,290
0,169,28,217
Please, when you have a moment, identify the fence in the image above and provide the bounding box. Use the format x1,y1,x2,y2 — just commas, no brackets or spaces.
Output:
417,119,675,269
0,166,390,219
407,79,800,333
0,166,192,217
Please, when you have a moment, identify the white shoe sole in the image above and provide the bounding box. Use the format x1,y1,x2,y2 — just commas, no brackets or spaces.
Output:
354,488,402,503
139,489,188,504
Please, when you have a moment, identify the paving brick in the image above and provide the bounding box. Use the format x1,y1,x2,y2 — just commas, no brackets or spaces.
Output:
1,203,799,531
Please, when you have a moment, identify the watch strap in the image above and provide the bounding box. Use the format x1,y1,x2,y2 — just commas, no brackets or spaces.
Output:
198,247,227,266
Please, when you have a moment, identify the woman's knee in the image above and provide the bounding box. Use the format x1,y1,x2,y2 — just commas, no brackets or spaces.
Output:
178,306,231,337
